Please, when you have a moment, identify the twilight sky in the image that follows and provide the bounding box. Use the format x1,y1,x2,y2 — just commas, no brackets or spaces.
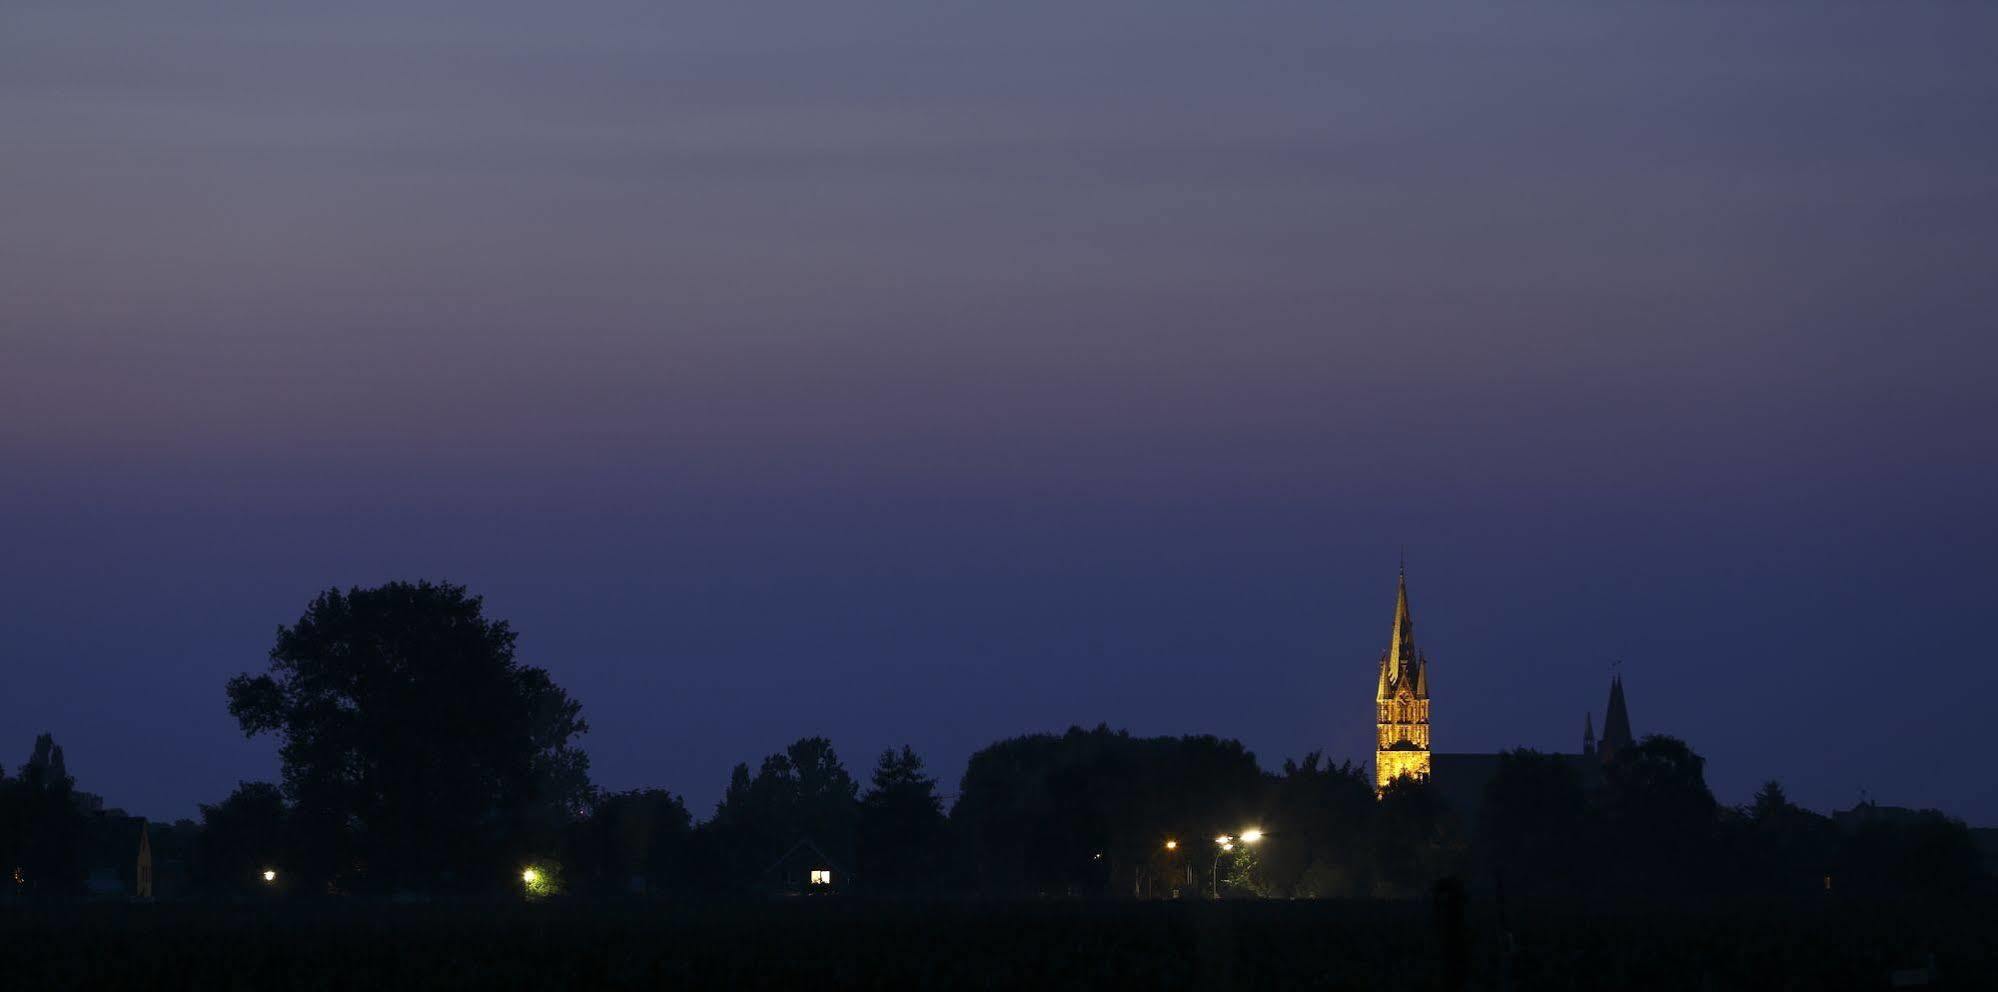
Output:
4,1,1996,825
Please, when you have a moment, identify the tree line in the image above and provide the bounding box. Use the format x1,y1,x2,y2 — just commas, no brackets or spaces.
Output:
3,580,1986,903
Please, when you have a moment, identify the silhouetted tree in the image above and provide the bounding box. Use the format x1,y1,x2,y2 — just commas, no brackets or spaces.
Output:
1836,805,1983,898
1480,749,1590,894
857,746,949,893
1372,775,1465,898
572,789,693,895
706,737,859,888
1598,734,1718,895
952,726,1264,897
1258,753,1375,898
0,734,88,897
195,781,289,895
225,581,591,894
1718,779,1837,897
146,817,200,898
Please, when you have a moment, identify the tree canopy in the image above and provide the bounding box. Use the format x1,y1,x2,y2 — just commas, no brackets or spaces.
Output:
857,746,949,892
707,736,861,888
225,580,590,893
195,781,289,895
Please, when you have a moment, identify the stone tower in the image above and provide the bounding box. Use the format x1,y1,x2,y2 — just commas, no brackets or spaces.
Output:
1374,566,1431,792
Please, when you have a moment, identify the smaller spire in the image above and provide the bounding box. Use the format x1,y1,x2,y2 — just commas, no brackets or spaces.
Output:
1583,712,1596,755
1386,564,1415,677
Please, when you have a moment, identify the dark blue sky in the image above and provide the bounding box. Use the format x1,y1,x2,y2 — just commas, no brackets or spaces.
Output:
4,2,1995,825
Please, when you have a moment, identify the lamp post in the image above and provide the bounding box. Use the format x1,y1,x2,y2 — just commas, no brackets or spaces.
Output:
1211,830,1264,898
1212,837,1232,897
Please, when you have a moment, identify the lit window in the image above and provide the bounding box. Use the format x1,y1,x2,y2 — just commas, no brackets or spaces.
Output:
809,869,831,886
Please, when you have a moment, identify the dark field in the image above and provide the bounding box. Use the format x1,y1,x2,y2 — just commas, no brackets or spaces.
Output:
4,896,1991,991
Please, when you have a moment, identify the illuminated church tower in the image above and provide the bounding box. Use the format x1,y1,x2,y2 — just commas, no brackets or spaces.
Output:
1374,566,1431,791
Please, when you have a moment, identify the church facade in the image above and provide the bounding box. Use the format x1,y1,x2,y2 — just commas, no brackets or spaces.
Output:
1370,568,1633,814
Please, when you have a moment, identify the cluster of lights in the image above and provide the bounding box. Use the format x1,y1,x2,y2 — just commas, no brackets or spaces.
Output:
1213,829,1264,853
1161,829,1264,853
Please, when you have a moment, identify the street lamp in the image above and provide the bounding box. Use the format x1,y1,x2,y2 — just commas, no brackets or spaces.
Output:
261,868,277,884
1212,829,1264,897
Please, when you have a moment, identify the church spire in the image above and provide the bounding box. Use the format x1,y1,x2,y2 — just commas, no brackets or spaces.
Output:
1386,564,1416,681
1583,712,1596,756
1600,674,1633,763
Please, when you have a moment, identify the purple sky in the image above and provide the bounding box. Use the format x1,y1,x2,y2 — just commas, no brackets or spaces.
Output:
4,2,1996,825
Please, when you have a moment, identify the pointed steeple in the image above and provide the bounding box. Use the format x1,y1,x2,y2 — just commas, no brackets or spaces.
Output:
1600,674,1633,763
1386,564,1416,681
1583,712,1596,756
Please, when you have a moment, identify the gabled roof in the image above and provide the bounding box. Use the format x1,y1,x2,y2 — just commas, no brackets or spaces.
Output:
762,837,851,880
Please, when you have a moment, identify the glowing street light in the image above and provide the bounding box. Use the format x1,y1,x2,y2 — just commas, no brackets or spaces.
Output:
1164,840,1178,851
521,868,541,885
261,869,277,883
1211,830,1267,896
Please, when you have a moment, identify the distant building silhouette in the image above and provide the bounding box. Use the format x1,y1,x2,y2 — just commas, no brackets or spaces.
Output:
763,837,848,896
84,816,152,900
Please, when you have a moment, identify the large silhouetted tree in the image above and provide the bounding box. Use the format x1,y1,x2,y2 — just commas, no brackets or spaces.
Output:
1722,779,1837,896
572,789,694,895
857,746,949,892
0,736,87,897
952,726,1265,896
706,737,860,887
1598,734,1718,894
1836,805,1983,898
1480,749,1590,894
1372,775,1465,898
225,580,591,893
1258,753,1376,898
195,781,289,895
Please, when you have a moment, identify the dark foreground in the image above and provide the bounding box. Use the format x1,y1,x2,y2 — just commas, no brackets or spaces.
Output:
3,896,1990,990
